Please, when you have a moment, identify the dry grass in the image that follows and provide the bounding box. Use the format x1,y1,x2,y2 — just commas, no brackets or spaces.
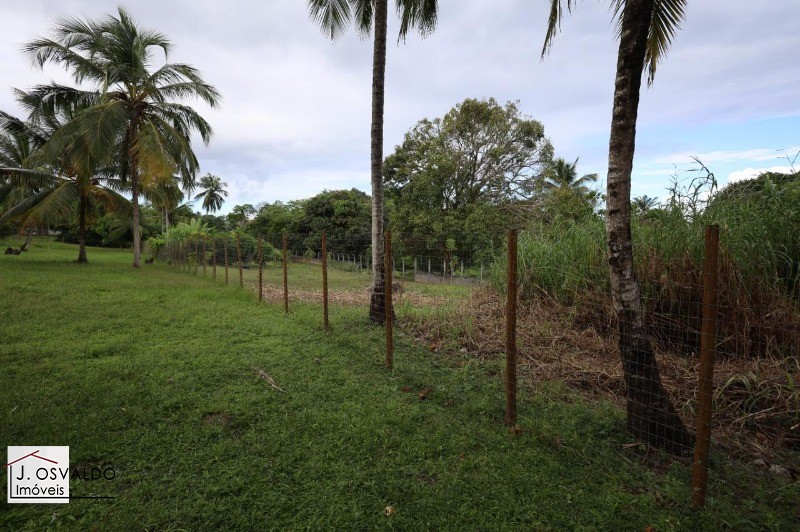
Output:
250,279,453,308
400,289,800,466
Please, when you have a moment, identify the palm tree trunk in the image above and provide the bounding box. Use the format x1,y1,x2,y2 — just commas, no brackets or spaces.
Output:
606,0,691,455
368,0,389,324
130,121,141,268
131,170,141,267
77,191,88,264
20,227,33,251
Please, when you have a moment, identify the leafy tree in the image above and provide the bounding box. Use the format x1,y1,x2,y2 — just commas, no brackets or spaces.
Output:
198,214,228,232
194,172,228,214
299,188,371,254
227,204,257,229
308,0,439,323
249,201,304,236
543,0,692,453
25,7,220,267
384,97,552,260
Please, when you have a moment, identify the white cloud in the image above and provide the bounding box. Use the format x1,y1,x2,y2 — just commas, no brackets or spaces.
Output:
0,0,799,212
650,147,800,167
727,165,795,184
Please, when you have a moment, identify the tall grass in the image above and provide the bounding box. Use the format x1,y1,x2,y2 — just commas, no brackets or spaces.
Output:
492,172,800,359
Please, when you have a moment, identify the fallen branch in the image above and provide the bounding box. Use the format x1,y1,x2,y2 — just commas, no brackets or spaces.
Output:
251,366,286,392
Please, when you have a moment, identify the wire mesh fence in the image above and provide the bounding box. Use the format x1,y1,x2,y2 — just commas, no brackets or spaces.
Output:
153,224,799,509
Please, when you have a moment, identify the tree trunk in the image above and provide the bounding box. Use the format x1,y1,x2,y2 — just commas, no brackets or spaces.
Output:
77,192,88,264
368,0,389,324
20,227,33,251
131,168,141,268
130,119,141,268
606,0,692,455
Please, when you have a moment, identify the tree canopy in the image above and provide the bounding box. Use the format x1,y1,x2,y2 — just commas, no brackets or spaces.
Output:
384,97,552,255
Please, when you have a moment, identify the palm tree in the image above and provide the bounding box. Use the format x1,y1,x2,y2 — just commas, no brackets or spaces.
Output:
307,0,438,323
632,194,659,215
24,7,220,267
145,179,188,233
541,157,598,195
0,106,129,263
194,173,228,214
0,111,43,250
543,0,692,454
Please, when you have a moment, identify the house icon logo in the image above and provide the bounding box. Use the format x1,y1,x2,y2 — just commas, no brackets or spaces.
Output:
5,446,70,504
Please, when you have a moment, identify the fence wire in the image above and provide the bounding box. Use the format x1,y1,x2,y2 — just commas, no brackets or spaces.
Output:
153,224,799,509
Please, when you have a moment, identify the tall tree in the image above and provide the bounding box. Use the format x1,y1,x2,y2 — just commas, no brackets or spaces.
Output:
25,7,220,267
543,0,692,454
385,97,552,257
194,172,228,214
308,0,439,323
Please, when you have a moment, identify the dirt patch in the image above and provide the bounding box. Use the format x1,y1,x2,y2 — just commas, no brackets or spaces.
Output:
201,412,232,425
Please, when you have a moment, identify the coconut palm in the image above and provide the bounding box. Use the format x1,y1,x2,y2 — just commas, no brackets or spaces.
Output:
145,179,188,233
0,111,44,250
0,104,129,263
632,194,659,215
542,0,692,454
307,0,438,323
24,7,220,267
541,157,598,195
194,173,228,214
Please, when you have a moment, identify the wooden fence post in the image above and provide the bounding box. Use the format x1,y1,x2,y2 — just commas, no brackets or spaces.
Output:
257,237,263,301
236,232,243,287
322,231,329,331
282,232,289,314
691,224,720,509
384,231,393,369
202,238,207,275
224,239,229,284
212,239,217,280
505,229,518,426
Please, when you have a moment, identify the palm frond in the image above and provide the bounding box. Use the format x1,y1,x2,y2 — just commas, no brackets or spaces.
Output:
611,0,687,84
0,179,77,225
541,0,578,58
308,0,354,40
396,0,438,41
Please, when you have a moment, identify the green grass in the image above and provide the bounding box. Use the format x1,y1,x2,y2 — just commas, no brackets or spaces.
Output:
189,254,474,300
1,240,798,530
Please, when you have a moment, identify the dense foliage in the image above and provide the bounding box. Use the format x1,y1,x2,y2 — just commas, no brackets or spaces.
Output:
385,98,553,260
492,169,800,359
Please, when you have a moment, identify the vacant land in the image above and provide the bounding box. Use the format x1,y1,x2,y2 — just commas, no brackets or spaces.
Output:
1,240,797,530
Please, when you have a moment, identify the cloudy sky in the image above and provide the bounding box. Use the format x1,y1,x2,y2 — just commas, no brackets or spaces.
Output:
1,0,798,213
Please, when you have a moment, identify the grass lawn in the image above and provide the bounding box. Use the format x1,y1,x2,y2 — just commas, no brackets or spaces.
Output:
1,240,797,530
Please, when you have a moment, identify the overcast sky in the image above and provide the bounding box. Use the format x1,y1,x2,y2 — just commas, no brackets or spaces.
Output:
1,0,798,213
